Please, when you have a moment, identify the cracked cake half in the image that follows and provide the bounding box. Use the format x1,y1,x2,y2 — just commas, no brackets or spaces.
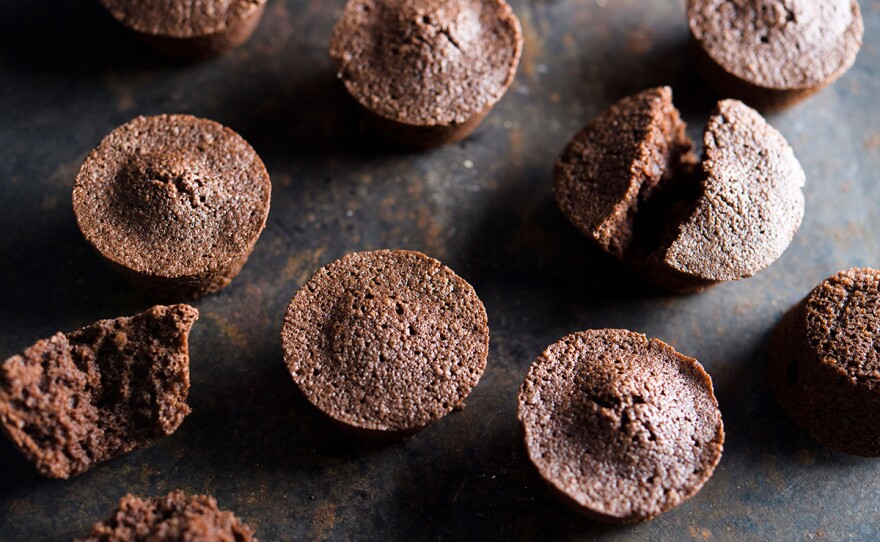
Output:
0,305,197,478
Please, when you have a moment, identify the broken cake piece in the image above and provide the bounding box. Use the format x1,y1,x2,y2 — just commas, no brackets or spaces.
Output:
554,86,805,292
0,304,198,479
77,490,255,542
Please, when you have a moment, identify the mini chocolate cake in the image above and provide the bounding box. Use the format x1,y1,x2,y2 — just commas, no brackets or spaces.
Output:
0,305,197,479
769,268,880,457
518,329,724,523
78,490,255,542
281,250,489,438
73,114,271,299
99,0,267,59
688,0,863,111
329,0,523,149
554,87,805,292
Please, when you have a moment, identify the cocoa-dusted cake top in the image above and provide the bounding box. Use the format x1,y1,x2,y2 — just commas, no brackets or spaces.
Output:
330,0,523,126
518,329,724,523
282,250,489,433
664,99,805,281
78,490,255,542
0,305,197,479
804,267,880,387
73,114,270,280
99,0,267,38
688,0,863,91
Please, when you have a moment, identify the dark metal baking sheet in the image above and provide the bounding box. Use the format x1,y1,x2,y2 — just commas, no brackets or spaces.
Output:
1,1,879,540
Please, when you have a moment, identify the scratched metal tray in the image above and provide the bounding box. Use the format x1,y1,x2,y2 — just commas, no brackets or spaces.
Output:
1,1,879,540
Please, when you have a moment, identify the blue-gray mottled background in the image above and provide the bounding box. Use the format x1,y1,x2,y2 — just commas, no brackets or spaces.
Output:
1,1,878,540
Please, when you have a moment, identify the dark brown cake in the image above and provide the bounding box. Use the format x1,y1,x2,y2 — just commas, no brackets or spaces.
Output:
518,329,724,523
554,86,698,262
329,0,523,149
73,114,271,299
99,0,267,59
0,305,197,479
78,490,255,542
554,87,805,292
768,268,880,457
688,0,864,111
662,98,805,282
281,250,489,438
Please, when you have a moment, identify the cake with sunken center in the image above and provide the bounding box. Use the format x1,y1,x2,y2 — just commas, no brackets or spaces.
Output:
99,0,268,59
330,0,523,148
73,114,271,299
518,329,724,523
688,0,863,110
281,250,489,438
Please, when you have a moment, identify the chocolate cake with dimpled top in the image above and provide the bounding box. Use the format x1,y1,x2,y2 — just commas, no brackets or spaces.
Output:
518,329,724,523
73,114,271,299
281,250,489,438
688,0,863,110
99,0,268,59
330,0,523,148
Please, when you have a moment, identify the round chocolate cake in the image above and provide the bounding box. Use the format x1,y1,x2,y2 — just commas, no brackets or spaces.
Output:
688,0,864,110
769,267,880,456
281,250,489,437
73,114,271,299
330,0,523,148
100,0,267,59
518,329,724,523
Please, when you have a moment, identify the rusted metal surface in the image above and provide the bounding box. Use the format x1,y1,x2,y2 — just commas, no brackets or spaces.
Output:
1,1,879,540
